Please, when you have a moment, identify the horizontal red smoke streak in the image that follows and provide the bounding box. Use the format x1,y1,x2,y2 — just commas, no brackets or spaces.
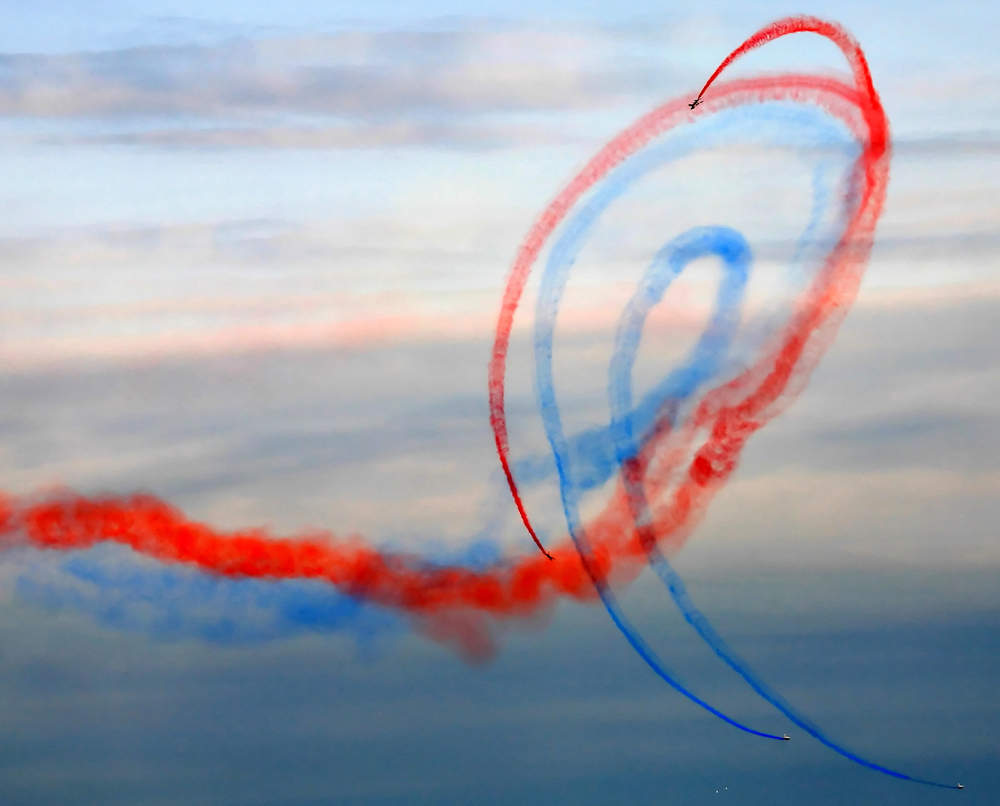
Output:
0,490,647,659
0,18,889,662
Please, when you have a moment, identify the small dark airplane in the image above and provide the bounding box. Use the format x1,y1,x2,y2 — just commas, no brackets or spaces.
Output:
688,98,703,109
782,734,791,741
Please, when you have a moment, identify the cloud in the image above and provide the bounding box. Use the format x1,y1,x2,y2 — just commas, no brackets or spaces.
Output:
38,122,569,150
871,230,1000,260
892,133,1000,156
0,31,645,121
1,281,998,551
0,211,998,371
0,215,513,370
693,466,1000,569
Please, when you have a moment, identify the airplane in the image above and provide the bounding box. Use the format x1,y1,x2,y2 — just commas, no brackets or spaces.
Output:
957,784,964,790
782,734,791,741
688,98,703,109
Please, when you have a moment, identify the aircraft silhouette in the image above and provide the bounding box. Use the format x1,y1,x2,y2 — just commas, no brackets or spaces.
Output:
688,98,703,109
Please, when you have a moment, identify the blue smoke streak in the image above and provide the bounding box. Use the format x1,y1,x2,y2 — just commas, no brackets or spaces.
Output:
607,235,958,787
527,106,851,739
14,545,400,647
528,98,961,785
535,223,777,738
645,556,957,787
607,225,750,464
11,532,506,648
514,102,856,496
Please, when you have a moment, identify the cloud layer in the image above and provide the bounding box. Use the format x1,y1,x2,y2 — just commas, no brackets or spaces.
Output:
0,31,644,120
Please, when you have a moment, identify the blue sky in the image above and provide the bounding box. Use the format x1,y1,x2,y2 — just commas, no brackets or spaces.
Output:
0,2,997,803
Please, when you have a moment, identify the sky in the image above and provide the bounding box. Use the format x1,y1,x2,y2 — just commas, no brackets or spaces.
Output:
0,1,998,804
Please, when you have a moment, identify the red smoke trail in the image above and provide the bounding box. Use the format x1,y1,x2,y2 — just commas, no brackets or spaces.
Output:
0,490,649,660
0,18,888,662
489,34,888,561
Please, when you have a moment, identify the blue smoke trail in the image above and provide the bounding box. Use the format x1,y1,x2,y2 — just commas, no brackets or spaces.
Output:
602,220,959,787
607,225,750,464
514,102,856,496
535,221,778,737
13,544,401,647
529,100,928,744
647,556,957,787
11,529,509,647
528,106,849,739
